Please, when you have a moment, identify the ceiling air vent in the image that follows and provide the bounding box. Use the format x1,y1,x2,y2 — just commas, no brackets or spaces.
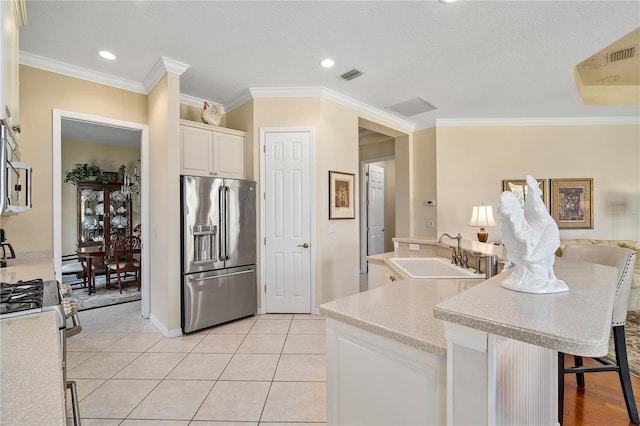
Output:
340,69,363,81
609,46,635,62
387,97,437,117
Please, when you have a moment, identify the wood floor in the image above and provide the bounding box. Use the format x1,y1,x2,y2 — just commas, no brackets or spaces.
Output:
562,355,640,426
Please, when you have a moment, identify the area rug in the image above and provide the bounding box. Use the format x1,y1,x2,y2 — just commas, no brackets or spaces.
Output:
604,311,640,378
63,275,141,311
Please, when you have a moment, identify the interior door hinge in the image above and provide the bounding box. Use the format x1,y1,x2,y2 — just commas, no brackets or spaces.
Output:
365,171,369,176
366,226,369,232
264,192,266,200
264,237,266,245
264,283,267,292
263,145,266,153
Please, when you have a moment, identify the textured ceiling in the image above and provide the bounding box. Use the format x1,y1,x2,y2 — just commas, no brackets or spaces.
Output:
20,1,640,129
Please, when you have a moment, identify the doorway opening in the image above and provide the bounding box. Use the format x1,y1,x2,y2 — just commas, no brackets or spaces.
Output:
53,110,150,317
358,122,404,276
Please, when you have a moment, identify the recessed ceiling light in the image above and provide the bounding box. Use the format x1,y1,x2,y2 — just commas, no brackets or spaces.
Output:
98,50,117,60
320,58,335,68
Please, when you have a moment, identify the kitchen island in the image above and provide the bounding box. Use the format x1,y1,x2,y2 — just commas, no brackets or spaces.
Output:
320,249,618,425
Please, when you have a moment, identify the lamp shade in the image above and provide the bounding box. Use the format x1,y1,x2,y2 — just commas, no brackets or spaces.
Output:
468,204,496,228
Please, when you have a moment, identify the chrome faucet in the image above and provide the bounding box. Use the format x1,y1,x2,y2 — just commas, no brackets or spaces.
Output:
438,233,463,266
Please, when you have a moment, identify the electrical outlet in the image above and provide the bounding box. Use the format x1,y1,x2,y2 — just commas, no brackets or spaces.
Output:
410,243,420,251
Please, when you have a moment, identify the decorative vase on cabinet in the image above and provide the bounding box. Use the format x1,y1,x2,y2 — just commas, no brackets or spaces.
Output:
77,181,132,248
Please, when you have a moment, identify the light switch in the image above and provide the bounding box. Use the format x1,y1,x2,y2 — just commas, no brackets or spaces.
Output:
329,223,336,233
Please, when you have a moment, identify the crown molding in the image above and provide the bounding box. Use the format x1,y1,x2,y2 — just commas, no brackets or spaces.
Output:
237,86,416,132
180,93,224,109
435,116,640,127
19,52,638,129
143,56,190,93
224,89,254,112
20,51,146,94
413,120,437,131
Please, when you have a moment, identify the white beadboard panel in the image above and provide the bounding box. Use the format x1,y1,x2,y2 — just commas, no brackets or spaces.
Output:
490,335,556,426
326,319,446,426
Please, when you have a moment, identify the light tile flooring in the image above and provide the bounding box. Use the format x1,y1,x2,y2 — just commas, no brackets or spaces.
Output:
66,301,327,425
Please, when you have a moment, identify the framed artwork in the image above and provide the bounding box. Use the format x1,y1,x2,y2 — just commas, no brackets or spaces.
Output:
502,178,548,209
550,178,594,229
329,170,355,219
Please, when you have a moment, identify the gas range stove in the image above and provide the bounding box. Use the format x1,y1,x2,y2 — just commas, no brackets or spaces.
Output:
1,276,83,425
0,278,79,330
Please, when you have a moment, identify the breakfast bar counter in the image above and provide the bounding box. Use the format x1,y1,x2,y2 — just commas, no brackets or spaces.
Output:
320,253,618,425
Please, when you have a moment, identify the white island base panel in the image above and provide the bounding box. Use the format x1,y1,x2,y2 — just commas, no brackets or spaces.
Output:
326,318,446,425
445,322,557,426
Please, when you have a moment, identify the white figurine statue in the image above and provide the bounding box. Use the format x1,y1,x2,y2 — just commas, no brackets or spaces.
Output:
498,175,568,294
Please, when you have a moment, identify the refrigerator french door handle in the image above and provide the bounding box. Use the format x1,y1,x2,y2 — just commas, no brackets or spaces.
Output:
218,186,225,262
225,186,230,261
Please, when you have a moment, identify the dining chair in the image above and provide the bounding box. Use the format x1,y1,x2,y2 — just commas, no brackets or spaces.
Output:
557,243,639,425
61,254,87,288
104,231,125,288
107,235,141,293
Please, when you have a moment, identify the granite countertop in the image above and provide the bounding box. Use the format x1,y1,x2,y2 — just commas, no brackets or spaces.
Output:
0,253,55,283
0,310,66,425
434,258,618,357
320,278,480,357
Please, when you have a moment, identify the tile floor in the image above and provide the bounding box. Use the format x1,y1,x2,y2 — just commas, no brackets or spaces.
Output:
66,301,327,425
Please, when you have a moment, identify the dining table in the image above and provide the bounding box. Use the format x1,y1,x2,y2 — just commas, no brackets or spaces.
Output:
75,244,140,295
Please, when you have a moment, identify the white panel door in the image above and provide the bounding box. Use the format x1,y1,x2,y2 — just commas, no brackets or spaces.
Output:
367,164,385,255
265,131,312,313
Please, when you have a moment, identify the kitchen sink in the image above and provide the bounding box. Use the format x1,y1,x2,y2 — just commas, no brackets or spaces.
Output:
389,257,484,279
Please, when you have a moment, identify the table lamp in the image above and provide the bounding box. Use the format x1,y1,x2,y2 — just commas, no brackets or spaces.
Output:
468,204,496,243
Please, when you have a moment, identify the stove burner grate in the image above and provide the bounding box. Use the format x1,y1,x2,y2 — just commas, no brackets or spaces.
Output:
0,279,44,315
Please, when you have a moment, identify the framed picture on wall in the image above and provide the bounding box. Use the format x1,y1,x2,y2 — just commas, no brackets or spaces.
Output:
550,178,594,229
502,178,548,209
329,170,355,219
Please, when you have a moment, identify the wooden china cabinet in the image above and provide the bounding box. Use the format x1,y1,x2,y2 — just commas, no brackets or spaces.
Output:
76,180,132,248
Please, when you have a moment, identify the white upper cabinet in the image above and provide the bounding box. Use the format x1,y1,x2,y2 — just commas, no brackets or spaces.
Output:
1,0,27,141
180,119,246,179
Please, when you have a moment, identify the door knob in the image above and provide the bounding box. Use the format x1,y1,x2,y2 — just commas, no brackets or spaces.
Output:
298,243,309,248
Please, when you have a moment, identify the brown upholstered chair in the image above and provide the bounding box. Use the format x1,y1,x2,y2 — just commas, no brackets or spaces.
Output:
558,243,638,425
107,236,141,293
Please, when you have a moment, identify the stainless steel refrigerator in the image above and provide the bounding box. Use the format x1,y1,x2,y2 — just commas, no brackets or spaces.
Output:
181,176,257,333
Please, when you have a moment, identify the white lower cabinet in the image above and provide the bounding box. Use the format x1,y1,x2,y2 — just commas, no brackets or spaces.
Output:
326,318,446,425
367,262,402,290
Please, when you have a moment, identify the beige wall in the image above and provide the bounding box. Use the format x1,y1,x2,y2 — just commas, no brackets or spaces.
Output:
412,127,437,240
148,72,182,332
359,139,394,162
229,97,410,310
435,124,640,244
3,66,147,253
61,140,140,255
